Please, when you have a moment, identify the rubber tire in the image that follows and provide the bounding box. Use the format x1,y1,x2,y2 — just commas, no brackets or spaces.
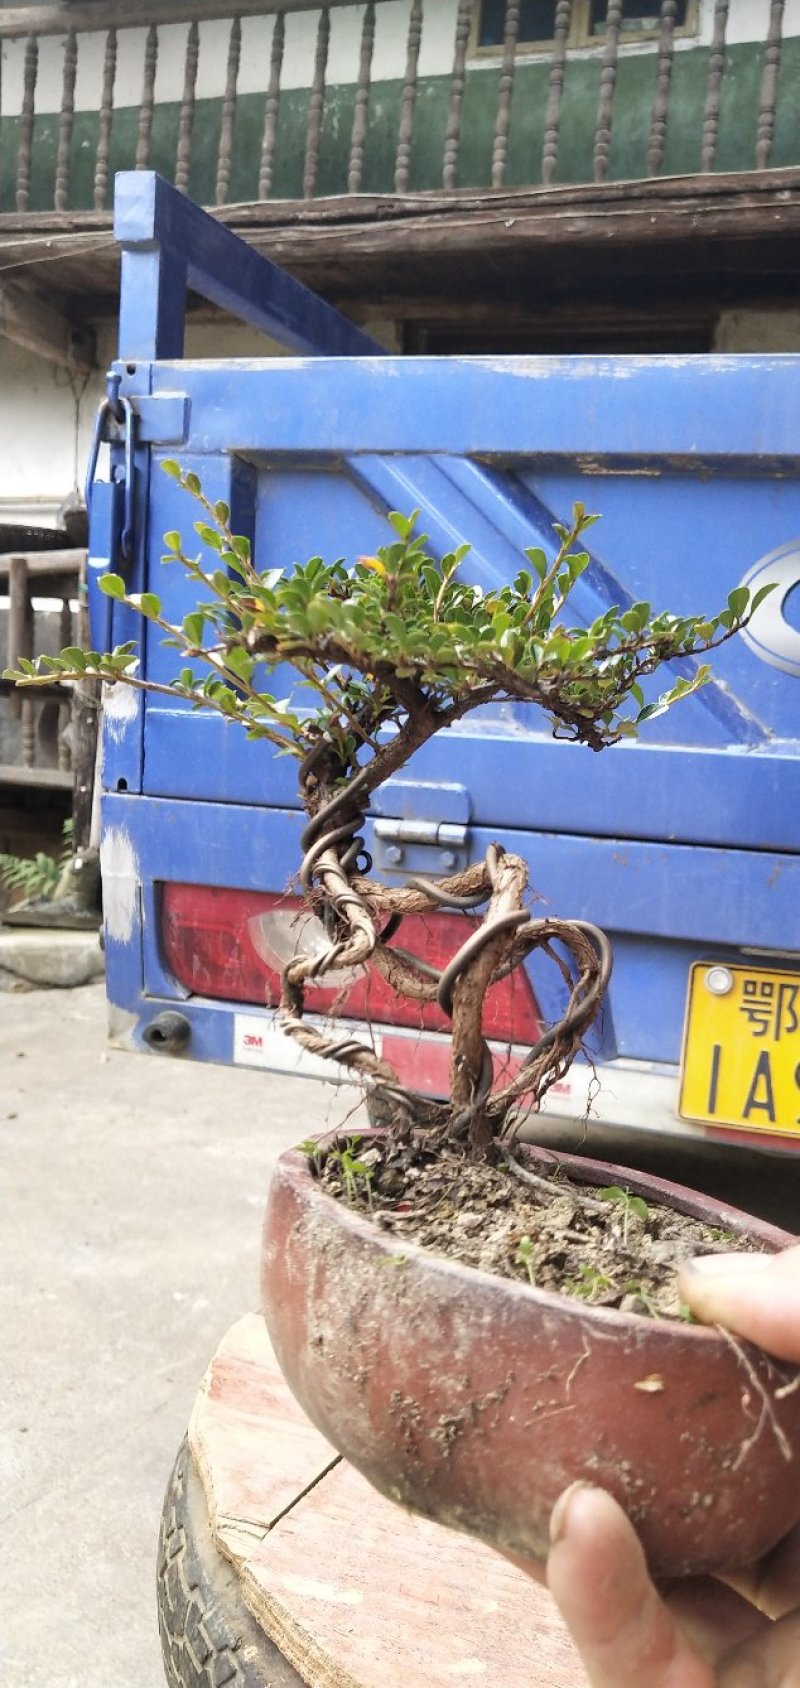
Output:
157,1437,306,1688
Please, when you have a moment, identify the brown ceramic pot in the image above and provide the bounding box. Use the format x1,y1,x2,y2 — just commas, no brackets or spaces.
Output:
261,1141,800,1577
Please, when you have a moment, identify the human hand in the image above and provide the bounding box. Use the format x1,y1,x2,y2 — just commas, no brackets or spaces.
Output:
545,1243,800,1687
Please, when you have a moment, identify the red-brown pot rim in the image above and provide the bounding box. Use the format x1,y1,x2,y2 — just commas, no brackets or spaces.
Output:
279,1137,798,1345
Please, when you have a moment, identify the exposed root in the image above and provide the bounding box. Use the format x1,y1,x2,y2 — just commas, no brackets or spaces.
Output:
281,764,612,1149
716,1326,794,1470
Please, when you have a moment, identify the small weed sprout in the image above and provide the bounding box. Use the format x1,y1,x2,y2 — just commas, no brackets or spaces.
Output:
327,1136,375,1208
568,1264,616,1303
514,1234,537,1287
599,1185,649,1245
622,1279,661,1318
297,1138,326,1176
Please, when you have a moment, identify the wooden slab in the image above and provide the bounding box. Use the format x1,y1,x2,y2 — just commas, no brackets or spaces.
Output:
189,1313,340,1561
191,1315,584,1688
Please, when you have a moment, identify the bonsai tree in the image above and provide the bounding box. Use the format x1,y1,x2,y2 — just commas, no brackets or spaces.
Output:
12,490,798,1587
5,471,772,1160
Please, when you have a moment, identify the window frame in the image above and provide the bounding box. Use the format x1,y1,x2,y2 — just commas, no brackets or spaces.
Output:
469,0,699,58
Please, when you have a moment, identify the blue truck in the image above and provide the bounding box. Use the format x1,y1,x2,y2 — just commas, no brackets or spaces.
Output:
89,172,800,1153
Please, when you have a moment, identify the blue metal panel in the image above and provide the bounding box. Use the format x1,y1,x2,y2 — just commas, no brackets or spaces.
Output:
140,710,798,854
147,354,800,462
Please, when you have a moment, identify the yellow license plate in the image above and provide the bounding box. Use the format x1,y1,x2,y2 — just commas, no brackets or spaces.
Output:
679,964,800,1137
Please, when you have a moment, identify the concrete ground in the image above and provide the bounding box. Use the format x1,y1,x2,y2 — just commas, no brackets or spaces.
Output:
0,982,369,1688
1,983,798,1688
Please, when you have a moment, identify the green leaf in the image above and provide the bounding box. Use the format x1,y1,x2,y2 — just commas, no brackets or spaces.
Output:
421,563,440,599
231,534,251,562
620,601,651,635
388,510,417,540
499,627,522,664
182,611,205,645
225,647,255,684
727,586,749,620
214,500,231,525
98,573,126,600
524,547,548,583
751,582,778,613
163,530,182,553
194,522,223,552
59,646,87,668
185,471,201,496
567,552,590,583
136,592,162,619
568,636,593,663
383,612,408,645
305,599,329,636
161,459,182,481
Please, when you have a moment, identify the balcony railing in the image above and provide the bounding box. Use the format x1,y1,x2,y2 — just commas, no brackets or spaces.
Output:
0,1,796,216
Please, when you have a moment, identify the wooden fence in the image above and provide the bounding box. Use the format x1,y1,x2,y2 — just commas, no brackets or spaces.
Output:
0,1,794,212
0,550,97,847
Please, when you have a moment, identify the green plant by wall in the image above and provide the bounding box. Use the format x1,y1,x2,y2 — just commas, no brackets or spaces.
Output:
0,819,74,909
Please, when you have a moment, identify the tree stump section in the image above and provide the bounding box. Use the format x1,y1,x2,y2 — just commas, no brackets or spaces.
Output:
188,1315,584,1688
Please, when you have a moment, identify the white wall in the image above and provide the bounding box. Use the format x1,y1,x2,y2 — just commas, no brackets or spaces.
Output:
0,338,106,525
714,306,800,352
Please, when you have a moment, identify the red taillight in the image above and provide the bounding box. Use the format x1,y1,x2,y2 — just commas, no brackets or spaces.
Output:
160,883,541,1043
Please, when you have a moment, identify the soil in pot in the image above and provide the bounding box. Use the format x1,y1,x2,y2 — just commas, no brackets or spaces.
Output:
317,1136,764,1321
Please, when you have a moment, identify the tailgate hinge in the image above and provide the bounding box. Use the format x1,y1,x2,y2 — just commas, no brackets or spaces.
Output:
373,817,469,874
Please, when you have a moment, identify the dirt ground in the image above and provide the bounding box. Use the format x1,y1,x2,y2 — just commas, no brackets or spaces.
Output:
1,982,797,1688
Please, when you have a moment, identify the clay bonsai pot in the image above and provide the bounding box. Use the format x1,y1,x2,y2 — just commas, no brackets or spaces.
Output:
261,1141,800,1577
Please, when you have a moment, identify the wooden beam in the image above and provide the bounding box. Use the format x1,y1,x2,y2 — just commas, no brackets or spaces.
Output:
0,764,72,789
0,550,86,577
0,281,95,373
0,170,798,309
0,1,354,41
0,678,71,701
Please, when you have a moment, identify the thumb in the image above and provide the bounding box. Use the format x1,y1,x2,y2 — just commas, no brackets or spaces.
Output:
545,1484,715,1688
679,1241,800,1363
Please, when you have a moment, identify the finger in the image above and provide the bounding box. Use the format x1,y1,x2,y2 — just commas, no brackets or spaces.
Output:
721,1522,800,1621
546,1483,717,1688
718,1609,800,1687
679,1244,800,1364
664,1576,775,1661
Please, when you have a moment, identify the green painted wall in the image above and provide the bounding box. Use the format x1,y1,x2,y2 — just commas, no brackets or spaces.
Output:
2,41,798,212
